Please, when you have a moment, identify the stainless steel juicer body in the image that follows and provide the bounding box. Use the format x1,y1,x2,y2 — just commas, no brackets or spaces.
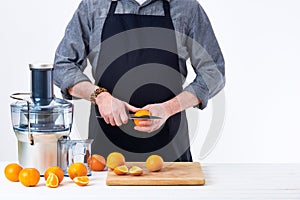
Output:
10,64,73,174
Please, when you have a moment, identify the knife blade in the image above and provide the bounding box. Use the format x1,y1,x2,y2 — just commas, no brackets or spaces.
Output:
96,114,162,120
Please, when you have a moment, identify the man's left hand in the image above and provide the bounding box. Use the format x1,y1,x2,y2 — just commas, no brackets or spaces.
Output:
134,103,171,133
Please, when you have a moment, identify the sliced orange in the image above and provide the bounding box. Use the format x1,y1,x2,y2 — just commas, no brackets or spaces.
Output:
45,173,59,188
133,110,151,126
73,176,89,186
113,165,128,175
44,166,64,184
129,166,143,176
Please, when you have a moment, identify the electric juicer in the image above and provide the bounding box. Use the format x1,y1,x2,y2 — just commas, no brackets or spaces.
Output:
10,64,73,174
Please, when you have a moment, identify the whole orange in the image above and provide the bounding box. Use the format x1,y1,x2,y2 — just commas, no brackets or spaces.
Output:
146,155,164,172
88,154,106,171
133,110,150,126
106,152,125,170
19,168,40,187
44,166,64,184
4,163,23,182
68,163,88,180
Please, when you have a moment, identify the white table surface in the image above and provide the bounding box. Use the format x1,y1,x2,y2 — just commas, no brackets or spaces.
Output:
1,162,300,200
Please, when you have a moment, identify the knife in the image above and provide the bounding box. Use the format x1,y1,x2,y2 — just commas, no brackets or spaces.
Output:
96,114,162,120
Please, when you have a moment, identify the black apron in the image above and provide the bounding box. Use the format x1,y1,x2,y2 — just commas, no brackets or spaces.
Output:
89,0,192,162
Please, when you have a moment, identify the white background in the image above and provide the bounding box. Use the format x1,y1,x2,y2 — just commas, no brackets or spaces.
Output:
0,0,299,163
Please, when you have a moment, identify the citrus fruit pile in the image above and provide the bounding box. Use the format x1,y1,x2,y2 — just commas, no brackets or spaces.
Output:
2,110,169,188
4,150,164,186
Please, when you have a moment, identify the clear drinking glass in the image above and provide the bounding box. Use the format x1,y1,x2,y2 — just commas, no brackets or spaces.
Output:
58,138,94,176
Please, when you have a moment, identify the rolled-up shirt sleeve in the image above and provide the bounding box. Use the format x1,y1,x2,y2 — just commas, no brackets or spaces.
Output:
184,3,225,109
53,0,91,100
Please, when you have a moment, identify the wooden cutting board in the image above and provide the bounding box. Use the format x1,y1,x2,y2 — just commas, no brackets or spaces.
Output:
106,162,205,186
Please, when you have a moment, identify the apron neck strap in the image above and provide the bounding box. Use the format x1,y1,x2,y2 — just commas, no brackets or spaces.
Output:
108,0,171,17
162,0,171,17
108,0,118,15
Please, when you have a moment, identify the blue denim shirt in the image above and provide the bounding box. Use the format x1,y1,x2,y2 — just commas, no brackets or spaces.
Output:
53,0,225,109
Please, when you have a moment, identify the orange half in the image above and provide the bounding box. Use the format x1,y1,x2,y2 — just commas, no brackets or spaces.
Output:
73,176,89,186
113,165,128,175
129,166,143,176
46,173,59,188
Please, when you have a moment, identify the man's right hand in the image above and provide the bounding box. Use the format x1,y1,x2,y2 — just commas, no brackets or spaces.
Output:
95,92,140,126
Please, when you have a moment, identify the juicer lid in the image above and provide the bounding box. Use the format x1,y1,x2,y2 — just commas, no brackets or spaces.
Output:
29,64,53,70
10,94,73,111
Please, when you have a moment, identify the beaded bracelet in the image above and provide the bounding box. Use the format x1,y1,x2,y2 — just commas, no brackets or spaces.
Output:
90,87,108,104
